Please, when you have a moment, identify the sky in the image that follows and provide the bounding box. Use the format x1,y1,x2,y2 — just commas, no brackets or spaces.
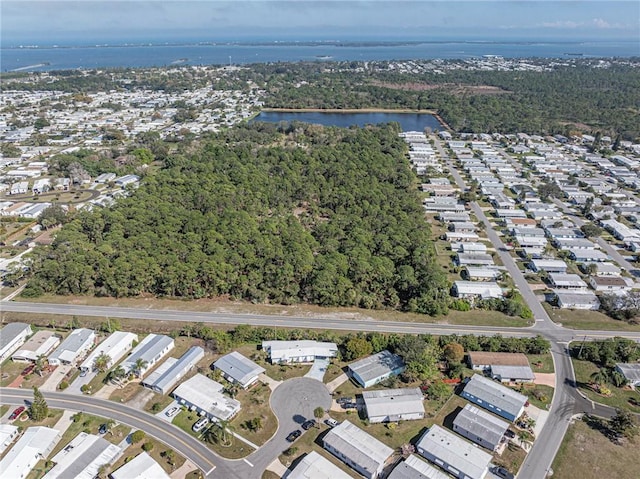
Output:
2,1,639,45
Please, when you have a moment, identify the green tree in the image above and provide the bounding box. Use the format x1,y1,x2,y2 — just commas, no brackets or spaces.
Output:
609,408,638,439
343,337,373,361
580,223,602,238
33,354,48,377
133,358,148,378
29,386,48,421
443,342,465,363
313,406,325,426
130,430,146,443
93,352,112,373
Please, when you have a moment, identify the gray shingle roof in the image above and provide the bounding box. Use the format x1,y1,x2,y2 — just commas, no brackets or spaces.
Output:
453,404,509,449
213,351,265,385
348,350,405,385
463,375,527,418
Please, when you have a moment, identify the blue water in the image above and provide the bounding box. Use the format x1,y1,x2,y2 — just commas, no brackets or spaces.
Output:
253,111,444,131
2,40,638,72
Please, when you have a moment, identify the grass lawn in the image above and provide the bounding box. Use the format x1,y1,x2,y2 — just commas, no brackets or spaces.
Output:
231,383,277,446
517,384,554,410
0,360,51,388
109,381,143,403
551,417,638,479
49,412,130,457
83,370,109,395
263,362,311,381
172,409,255,459
429,394,468,430
262,472,281,479
16,408,64,429
143,392,175,414
571,359,640,413
110,437,186,476
543,303,640,331
527,353,555,374
495,442,527,476
25,459,50,479
436,310,530,327
0,405,9,417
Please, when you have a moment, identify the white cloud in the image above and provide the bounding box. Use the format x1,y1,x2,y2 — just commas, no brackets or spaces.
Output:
541,20,582,29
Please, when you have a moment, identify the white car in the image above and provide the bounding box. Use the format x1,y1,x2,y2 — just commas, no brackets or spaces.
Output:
192,417,209,433
165,406,179,418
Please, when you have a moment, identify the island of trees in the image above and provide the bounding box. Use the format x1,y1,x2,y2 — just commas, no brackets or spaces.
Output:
24,123,450,314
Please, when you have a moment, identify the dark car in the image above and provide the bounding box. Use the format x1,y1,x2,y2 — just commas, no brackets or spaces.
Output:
99,423,108,434
343,402,357,409
493,467,515,479
9,406,25,420
301,419,316,430
286,430,302,442
504,429,516,439
337,397,353,405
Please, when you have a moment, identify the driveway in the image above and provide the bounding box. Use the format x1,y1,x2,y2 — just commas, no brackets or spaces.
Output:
534,373,556,388
67,370,97,394
40,364,73,392
304,358,330,382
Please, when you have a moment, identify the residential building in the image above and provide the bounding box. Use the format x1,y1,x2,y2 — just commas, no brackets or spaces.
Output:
94,173,116,184
554,290,601,310
110,452,171,479
0,426,61,479
615,363,640,387
388,454,450,479
261,340,338,364
416,425,492,479
79,331,138,373
462,266,501,281
287,451,353,479
452,281,503,300
461,374,527,422
0,322,32,362
588,276,632,293
213,351,265,389
453,404,510,451
47,328,96,366
548,273,588,290
529,259,568,273
348,350,406,388
114,174,140,187
0,424,19,455
455,253,495,267
142,346,204,394
569,249,609,262
43,432,121,479
121,334,174,377
362,388,425,423
12,330,61,362
323,420,394,479
172,373,241,422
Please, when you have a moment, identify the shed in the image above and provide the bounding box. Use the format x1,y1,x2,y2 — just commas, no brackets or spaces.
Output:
416,425,492,479
461,374,527,422
323,420,393,479
453,404,510,451
287,451,353,479
48,328,96,366
213,351,265,388
0,322,32,362
348,350,406,388
362,388,425,423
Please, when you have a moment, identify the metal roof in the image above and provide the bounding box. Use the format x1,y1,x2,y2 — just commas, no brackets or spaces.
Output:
48,328,95,364
111,452,170,479
44,432,121,479
388,455,450,479
0,322,31,351
80,331,137,371
616,363,640,382
147,346,204,394
463,375,528,419
121,334,174,372
213,351,265,385
348,350,405,385
363,388,425,420
287,451,353,479
12,330,60,362
261,340,338,362
172,373,240,421
491,365,535,381
323,420,393,475
0,426,61,479
453,404,509,449
416,425,492,479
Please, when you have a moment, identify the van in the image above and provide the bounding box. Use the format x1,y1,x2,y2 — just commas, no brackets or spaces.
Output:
192,417,209,433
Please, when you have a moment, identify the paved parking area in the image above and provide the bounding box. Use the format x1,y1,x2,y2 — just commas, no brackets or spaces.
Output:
156,400,180,423
304,358,329,381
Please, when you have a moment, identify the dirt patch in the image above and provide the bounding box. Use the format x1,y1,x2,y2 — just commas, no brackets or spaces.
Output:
370,80,511,95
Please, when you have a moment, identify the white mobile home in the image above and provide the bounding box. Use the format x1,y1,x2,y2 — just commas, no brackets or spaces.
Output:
48,328,96,366
172,373,241,422
261,340,338,364
79,331,138,373
0,322,32,362
121,334,174,377
363,388,425,423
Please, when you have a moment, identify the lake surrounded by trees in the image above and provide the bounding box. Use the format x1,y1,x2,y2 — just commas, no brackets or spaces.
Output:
252,111,444,131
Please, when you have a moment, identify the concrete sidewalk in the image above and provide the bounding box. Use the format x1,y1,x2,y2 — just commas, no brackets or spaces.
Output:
259,373,281,391
325,373,348,393
265,458,288,477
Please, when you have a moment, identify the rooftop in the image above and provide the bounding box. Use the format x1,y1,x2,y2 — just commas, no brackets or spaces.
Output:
363,388,425,419
48,328,94,363
110,452,170,479
348,350,405,384
463,374,528,418
213,351,265,385
387,454,450,479
287,451,353,479
616,363,640,382
454,403,510,448
0,322,31,350
172,373,240,421
122,334,174,371
44,432,121,479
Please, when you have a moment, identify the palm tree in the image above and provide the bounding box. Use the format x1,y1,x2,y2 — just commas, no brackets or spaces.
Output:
205,420,234,447
133,358,148,378
611,371,628,388
517,430,533,450
590,369,609,389
93,353,112,373
33,355,48,377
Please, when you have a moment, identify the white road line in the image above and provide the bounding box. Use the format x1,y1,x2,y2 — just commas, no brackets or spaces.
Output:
243,458,254,467
206,466,216,475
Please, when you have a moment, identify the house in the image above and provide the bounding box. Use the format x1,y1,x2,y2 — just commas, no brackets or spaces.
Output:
468,352,535,383
445,232,480,242
9,181,29,195
12,330,61,362
42,432,121,479
459,242,487,254
121,334,174,377
388,454,450,479
55,178,70,191
32,178,51,194
453,404,510,451
287,451,353,479
529,259,568,274
554,238,597,250
452,281,503,300
451,222,477,233
114,174,140,188
362,388,425,423
588,276,632,293
323,420,394,479
0,424,19,455
548,273,588,290
554,290,601,310
615,363,640,387
142,346,204,394
79,331,138,373
0,426,61,479
439,212,471,223
213,351,265,389
455,253,495,267
94,173,116,184
348,350,406,388
569,249,609,262
582,262,621,276
416,425,492,479
463,266,502,281
0,322,32,362
110,452,171,479
261,340,338,364
172,373,241,422
47,328,96,366
461,375,527,422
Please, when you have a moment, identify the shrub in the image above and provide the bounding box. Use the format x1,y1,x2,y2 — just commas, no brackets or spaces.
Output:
130,430,146,443
58,381,69,390
283,447,298,457
142,442,154,452
151,402,162,412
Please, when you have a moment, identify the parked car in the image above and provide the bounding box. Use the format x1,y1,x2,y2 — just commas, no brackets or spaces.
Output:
9,406,25,420
302,419,316,430
493,467,515,479
98,423,108,434
192,417,209,433
79,369,88,377
286,430,302,442
165,406,180,418
343,402,357,409
325,418,339,428
504,429,515,439
337,397,353,405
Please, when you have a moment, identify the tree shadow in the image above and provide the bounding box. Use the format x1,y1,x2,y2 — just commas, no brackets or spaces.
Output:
581,414,621,444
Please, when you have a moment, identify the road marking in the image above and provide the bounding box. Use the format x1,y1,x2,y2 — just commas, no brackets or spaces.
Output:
243,459,254,467
206,466,216,475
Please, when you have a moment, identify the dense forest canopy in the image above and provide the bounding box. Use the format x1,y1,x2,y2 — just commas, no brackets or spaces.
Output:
25,123,450,314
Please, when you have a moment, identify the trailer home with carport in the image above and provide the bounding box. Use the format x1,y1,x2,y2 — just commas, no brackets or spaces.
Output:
348,350,406,388
142,346,204,394
79,331,138,373
213,351,265,389
453,404,510,451
0,322,32,362
461,374,527,422
48,328,96,366
121,334,174,378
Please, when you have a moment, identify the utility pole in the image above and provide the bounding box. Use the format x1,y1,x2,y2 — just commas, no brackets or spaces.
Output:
577,335,588,358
